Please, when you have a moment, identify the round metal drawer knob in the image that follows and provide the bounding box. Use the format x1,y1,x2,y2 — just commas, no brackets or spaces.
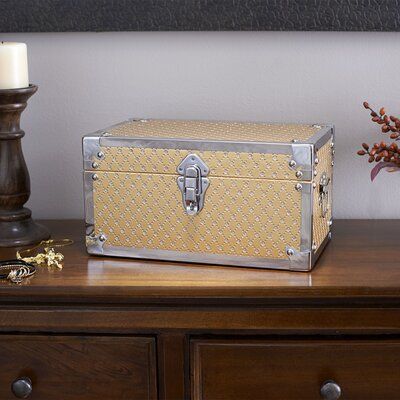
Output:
320,380,341,400
11,377,33,399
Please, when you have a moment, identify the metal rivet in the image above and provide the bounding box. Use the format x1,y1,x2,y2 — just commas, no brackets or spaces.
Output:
312,243,317,251
295,171,303,179
92,174,99,181
312,124,322,129
92,161,99,169
331,161,335,166
331,149,335,155
291,139,298,143
314,157,319,165
97,151,105,159
295,183,303,191
314,170,318,176
99,234,106,242
289,160,297,168
328,219,333,227
286,248,294,257
330,142,335,148
140,119,148,123
102,131,111,137
328,232,332,240
312,182,317,188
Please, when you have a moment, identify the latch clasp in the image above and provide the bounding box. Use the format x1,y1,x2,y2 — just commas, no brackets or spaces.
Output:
319,172,330,218
177,154,210,216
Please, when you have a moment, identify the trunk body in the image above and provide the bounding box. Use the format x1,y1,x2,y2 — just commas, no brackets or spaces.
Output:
83,119,334,271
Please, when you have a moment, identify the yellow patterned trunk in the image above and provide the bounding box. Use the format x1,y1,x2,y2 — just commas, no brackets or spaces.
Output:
83,119,334,271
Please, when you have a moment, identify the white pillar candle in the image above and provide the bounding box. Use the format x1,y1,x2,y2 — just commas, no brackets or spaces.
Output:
0,42,29,90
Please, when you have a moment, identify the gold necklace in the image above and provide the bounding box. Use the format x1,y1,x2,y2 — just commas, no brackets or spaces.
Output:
16,239,74,269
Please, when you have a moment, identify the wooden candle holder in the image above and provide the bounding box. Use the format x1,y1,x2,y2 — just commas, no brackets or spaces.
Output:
0,84,49,247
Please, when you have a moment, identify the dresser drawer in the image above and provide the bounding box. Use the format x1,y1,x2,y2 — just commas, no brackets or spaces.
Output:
191,338,400,400
0,335,157,400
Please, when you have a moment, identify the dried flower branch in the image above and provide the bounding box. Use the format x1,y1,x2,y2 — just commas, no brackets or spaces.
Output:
357,102,400,180
362,101,400,139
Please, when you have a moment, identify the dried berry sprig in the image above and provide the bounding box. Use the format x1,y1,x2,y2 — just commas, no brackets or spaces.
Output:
358,102,400,181
357,141,400,166
363,101,400,139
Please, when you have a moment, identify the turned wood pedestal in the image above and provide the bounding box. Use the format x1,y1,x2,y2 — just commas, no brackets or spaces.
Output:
0,219,399,399
0,85,49,247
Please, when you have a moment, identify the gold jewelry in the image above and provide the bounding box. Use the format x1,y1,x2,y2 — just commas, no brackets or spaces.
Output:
7,265,36,284
16,239,73,269
0,260,36,284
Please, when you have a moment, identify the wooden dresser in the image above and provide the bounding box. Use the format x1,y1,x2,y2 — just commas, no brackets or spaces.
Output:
0,220,399,400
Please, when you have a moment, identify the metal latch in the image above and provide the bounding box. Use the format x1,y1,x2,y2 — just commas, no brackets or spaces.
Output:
319,172,330,218
177,154,210,216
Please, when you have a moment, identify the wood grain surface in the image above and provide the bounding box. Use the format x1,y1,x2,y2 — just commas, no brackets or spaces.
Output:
0,219,399,303
0,219,399,400
191,338,400,400
0,335,157,400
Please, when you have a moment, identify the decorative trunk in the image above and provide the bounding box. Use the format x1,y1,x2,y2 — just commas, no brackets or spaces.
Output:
83,119,334,271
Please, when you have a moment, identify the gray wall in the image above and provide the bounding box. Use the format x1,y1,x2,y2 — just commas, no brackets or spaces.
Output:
1,31,399,219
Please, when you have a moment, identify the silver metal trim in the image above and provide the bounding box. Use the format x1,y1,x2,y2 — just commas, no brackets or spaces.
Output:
82,128,108,138
285,246,312,271
86,224,94,236
177,176,210,216
300,182,313,254
82,136,101,170
86,232,106,255
292,143,312,180
83,120,133,167
84,171,95,225
309,124,334,151
310,173,315,261
100,136,296,153
87,244,312,271
177,153,210,176
96,151,105,160
311,230,331,268
84,136,314,181
330,126,335,225
309,126,334,251
177,153,211,215
319,172,331,218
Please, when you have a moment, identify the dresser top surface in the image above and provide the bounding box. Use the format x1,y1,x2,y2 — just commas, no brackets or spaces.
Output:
0,219,399,304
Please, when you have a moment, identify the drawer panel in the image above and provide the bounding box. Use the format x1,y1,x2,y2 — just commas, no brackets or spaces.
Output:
191,338,400,400
0,335,157,400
